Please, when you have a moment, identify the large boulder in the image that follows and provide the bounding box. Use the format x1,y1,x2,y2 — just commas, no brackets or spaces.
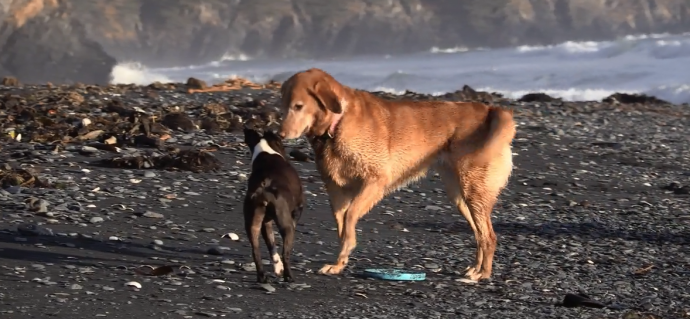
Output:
0,5,116,85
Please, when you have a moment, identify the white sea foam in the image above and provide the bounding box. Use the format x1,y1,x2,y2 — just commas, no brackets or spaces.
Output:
110,32,690,104
110,62,172,85
430,46,470,54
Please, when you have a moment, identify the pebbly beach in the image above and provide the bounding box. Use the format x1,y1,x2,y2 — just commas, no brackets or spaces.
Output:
0,77,688,319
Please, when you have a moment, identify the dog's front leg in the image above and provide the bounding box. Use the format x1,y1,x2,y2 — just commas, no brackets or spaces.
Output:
319,181,386,275
324,179,354,240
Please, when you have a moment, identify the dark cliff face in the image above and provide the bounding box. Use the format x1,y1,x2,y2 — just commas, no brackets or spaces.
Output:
0,0,116,85
1,0,690,84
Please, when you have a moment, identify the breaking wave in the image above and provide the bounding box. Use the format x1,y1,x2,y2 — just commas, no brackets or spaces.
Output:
110,32,690,104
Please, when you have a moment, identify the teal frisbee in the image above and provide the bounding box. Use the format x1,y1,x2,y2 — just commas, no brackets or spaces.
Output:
362,269,426,281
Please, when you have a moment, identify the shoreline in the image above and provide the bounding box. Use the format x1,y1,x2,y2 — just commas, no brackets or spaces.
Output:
0,78,688,319
2,76,687,107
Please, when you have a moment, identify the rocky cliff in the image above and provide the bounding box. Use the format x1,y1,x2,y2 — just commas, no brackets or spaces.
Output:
1,0,689,85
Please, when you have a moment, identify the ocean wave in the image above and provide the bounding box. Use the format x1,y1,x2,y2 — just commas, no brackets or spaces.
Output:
109,32,690,104
480,85,690,104
219,52,252,62
430,46,470,54
110,62,172,85
479,87,633,102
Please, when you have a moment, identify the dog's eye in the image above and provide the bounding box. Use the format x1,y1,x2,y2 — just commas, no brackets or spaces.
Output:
294,103,303,111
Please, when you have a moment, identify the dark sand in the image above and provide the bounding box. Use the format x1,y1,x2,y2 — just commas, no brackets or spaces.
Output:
0,83,688,319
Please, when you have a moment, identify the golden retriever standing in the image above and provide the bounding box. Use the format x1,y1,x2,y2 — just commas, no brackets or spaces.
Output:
278,68,516,282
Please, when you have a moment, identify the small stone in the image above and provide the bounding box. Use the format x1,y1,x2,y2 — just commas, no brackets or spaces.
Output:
207,247,224,255
35,199,49,213
221,233,240,241
80,146,98,154
152,239,164,246
144,171,156,178
259,283,276,293
5,186,21,194
142,211,164,219
89,216,104,223
125,281,142,290
17,223,53,236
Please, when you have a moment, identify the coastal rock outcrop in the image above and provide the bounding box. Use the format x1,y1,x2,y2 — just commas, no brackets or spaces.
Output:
0,0,116,85
1,0,689,84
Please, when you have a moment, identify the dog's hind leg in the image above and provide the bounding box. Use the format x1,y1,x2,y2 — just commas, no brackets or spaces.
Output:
275,210,296,282
261,221,283,276
245,206,268,283
438,165,483,277
443,148,512,282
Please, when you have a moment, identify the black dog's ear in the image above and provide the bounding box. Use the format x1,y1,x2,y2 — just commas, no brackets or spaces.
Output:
262,130,287,156
262,130,280,141
243,127,262,147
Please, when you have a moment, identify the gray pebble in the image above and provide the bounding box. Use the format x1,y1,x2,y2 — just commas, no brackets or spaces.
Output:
259,283,276,293
142,211,164,219
89,216,104,223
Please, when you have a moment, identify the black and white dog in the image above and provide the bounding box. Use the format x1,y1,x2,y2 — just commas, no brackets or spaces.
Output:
243,127,305,283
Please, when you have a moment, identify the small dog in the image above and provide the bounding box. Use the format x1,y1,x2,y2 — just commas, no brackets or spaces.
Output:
242,127,305,283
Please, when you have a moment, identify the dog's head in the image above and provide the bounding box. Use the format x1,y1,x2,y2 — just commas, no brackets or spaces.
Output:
243,127,287,159
278,68,347,139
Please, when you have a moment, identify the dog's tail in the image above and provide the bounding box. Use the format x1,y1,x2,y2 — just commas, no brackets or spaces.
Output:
476,106,516,163
250,178,278,206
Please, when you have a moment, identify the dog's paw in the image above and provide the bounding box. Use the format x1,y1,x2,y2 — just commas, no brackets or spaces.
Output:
462,266,489,283
257,272,268,283
464,266,479,278
272,253,284,276
318,264,344,275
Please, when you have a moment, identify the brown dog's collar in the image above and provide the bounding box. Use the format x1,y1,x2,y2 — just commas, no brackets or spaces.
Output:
319,113,343,140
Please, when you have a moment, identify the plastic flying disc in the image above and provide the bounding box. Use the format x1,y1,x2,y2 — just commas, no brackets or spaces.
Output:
362,269,426,281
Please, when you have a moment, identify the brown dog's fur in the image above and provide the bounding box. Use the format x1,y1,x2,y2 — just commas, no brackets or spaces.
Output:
278,68,516,281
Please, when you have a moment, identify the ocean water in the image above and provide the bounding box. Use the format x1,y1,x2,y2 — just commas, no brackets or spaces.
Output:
110,32,690,104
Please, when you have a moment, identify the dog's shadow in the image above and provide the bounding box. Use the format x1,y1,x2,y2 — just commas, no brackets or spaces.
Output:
398,219,689,245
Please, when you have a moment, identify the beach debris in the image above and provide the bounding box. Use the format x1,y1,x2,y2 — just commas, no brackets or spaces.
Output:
187,77,282,94
0,167,51,189
186,77,207,90
557,293,606,308
1,76,20,86
603,92,670,105
133,265,175,276
98,147,222,173
518,92,561,103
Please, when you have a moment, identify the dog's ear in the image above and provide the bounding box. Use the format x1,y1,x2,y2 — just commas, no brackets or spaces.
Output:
262,130,280,141
243,127,262,147
262,130,287,156
311,80,342,114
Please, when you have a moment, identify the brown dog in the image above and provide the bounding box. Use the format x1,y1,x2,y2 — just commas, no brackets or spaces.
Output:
278,68,516,282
